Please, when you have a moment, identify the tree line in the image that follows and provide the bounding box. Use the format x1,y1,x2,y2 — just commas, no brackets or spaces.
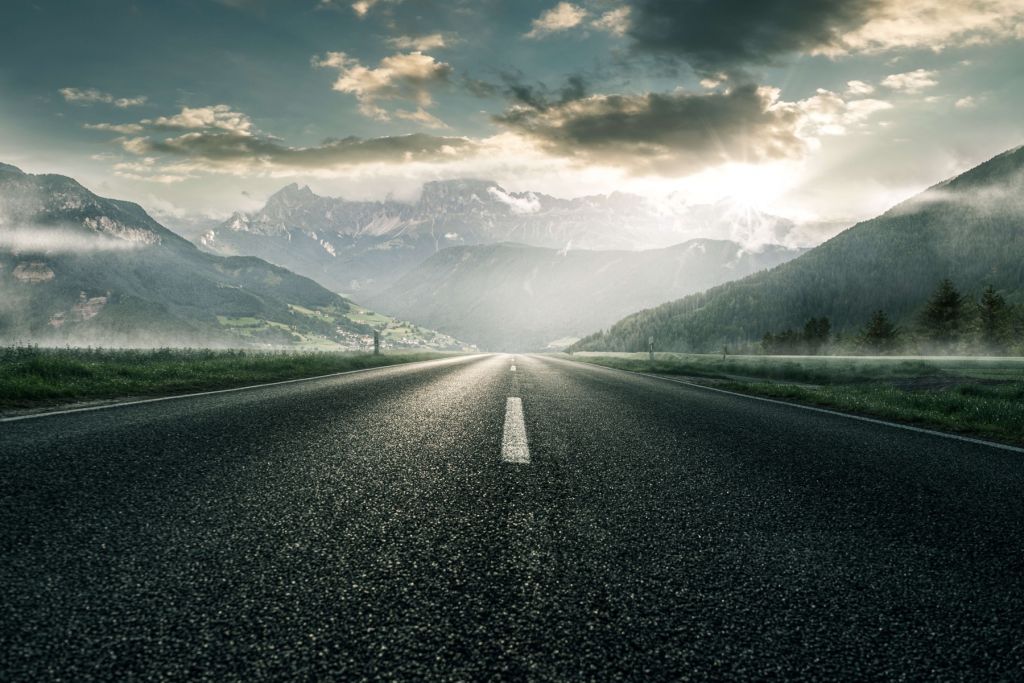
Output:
760,279,1019,355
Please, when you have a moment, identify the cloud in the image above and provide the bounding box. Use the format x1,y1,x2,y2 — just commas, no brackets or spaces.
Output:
144,105,255,135
525,2,588,39
625,0,1024,73
823,0,1024,55
394,107,449,129
487,186,541,214
791,89,893,137
881,68,939,93
313,51,451,120
340,0,400,17
955,96,977,109
0,227,145,252
387,33,447,51
494,82,894,176
59,88,147,108
625,0,877,74
495,84,807,175
592,6,631,36
121,131,478,172
84,122,145,134
845,80,875,95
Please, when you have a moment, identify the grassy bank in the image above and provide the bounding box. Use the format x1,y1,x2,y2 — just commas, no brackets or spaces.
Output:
0,346,452,413
567,352,1024,445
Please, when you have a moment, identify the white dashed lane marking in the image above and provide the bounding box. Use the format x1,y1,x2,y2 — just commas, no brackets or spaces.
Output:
501,397,530,464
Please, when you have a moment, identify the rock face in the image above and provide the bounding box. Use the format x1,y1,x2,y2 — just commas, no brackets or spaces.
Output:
0,163,371,347
199,179,806,295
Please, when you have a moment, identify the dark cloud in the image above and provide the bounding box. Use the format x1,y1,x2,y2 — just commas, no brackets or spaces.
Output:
495,83,805,174
472,72,590,110
627,0,879,73
130,131,478,169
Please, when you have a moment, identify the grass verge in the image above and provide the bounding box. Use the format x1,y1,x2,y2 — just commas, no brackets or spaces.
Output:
0,346,453,413
566,352,1024,446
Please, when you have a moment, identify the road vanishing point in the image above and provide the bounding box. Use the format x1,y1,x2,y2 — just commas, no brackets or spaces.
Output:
2,354,1023,680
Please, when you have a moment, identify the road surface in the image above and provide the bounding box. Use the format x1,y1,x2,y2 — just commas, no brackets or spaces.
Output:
2,354,1023,680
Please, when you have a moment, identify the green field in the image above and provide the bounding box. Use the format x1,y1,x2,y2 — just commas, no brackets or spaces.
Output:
0,345,451,413
567,352,1024,445
344,305,470,349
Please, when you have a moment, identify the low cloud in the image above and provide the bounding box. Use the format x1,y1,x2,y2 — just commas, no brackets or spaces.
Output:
881,69,939,93
59,88,147,108
487,186,541,214
0,226,144,253
313,51,451,120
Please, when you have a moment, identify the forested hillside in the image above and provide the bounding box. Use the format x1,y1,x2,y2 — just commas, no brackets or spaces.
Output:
573,146,1024,353
0,163,371,347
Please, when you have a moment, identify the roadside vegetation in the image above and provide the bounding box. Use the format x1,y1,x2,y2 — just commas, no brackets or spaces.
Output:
0,345,451,413
567,352,1024,445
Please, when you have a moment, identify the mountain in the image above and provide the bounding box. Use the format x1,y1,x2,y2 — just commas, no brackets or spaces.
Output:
573,146,1024,353
363,240,804,351
0,163,371,347
199,179,807,296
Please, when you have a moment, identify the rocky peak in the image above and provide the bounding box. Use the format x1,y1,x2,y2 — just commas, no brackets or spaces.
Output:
266,183,318,208
418,179,502,209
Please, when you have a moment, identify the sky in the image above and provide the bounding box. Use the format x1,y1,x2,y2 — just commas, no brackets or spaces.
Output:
2,0,1023,236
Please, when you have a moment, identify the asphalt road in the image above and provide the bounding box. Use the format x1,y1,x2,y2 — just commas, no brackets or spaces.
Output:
2,353,1024,681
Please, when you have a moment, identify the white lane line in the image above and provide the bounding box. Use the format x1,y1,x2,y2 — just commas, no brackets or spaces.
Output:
501,397,530,464
0,355,485,424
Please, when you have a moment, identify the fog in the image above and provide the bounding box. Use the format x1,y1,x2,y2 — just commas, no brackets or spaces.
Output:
0,225,145,253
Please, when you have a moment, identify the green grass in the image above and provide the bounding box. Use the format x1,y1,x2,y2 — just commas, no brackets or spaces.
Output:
0,345,451,412
568,352,1024,445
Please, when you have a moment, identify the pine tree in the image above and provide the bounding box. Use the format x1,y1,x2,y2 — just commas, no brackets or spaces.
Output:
861,310,900,354
803,317,831,355
919,279,964,350
977,284,1009,353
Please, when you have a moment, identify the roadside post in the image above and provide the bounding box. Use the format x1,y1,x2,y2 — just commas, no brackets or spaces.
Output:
648,335,654,362
373,329,381,356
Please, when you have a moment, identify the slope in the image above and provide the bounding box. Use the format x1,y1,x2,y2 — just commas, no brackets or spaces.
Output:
573,146,1024,352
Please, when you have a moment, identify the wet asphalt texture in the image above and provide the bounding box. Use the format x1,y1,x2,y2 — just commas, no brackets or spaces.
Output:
2,353,1024,681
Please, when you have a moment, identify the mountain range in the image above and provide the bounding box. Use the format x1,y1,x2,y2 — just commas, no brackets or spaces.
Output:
365,240,803,350
573,145,1024,353
198,179,816,296
0,163,371,347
